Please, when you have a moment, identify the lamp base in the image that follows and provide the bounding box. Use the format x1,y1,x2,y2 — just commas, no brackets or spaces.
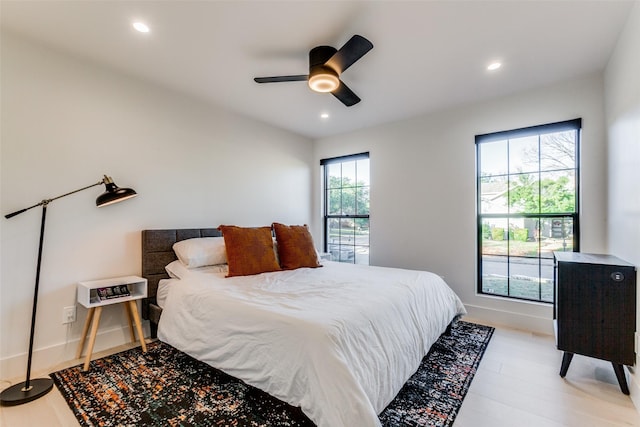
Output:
0,378,54,406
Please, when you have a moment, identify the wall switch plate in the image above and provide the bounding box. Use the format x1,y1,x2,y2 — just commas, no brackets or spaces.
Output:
63,306,76,324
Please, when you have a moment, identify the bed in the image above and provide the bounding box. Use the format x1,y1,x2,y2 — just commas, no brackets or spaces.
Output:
141,228,466,427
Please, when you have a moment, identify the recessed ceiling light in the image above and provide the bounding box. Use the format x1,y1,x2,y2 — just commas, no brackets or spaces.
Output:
487,62,502,71
320,113,330,119
133,22,150,33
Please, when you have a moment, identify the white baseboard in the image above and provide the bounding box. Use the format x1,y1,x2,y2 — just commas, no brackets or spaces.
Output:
0,323,149,383
463,303,554,335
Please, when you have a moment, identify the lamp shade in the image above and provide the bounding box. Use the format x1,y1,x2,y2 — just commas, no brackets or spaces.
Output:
96,176,137,207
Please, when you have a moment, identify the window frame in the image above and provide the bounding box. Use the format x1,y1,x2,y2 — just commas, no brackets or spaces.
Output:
321,152,370,264
476,119,581,303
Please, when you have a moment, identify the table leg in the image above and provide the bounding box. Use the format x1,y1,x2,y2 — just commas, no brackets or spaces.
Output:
559,352,573,377
128,300,147,352
75,307,95,359
83,306,103,371
123,302,136,342
612,363,630,395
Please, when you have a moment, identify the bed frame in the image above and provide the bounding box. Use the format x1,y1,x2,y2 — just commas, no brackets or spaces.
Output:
141,228,222,338
141,227,455,339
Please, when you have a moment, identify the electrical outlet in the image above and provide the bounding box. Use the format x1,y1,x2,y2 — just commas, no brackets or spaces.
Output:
62,306,76,324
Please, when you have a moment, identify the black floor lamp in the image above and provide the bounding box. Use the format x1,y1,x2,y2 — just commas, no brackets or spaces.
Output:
0,175,137,406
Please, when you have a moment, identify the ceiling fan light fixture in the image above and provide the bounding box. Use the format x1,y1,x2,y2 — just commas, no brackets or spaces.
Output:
308,69,339,93
253,35,373,106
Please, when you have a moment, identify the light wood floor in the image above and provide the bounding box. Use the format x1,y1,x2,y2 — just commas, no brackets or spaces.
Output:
1,320,639,426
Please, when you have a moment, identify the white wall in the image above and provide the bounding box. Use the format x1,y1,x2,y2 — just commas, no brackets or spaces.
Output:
604,0,640,406
0,33,314,380
313,73,608,334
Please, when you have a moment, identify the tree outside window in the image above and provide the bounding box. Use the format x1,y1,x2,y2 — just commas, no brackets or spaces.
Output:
322,153,370,265
477,120,580,302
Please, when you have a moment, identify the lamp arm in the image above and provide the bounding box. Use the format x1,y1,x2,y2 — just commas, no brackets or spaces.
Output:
5,205,41,219
46,180,104,204
4,179,104,220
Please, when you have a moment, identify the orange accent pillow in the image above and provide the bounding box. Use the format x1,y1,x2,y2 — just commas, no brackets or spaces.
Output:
272,223,322,270
218,225,281,277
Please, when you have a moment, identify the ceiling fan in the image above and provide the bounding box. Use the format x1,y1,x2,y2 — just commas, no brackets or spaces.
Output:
253,35,374,107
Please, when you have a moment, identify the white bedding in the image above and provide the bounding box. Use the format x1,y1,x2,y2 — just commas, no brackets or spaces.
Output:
158,261,466,427
156,278,175,309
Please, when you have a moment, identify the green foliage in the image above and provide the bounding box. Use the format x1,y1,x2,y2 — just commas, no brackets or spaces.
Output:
540,177,575,213
481,223,491,239
508,174,574,213
328,176,370,215
491,227,505,241
513,228,528,242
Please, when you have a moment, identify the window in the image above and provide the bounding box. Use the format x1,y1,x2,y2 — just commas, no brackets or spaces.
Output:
476,119,580,302
321,153,370,264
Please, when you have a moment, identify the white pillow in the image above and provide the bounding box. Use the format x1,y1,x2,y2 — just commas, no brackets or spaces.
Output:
172,237,227,268
165,260,228,279
165,260,190,279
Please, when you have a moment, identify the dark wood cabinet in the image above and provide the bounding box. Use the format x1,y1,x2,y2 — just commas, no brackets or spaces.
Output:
553,252,636,394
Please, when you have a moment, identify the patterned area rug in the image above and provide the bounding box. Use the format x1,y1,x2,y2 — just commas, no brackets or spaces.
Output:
51,321,493,427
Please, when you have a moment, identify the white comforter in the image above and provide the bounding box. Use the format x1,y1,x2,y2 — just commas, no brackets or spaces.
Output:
158,261,466,427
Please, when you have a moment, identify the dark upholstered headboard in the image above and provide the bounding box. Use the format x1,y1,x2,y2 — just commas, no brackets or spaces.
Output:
141,228,222,337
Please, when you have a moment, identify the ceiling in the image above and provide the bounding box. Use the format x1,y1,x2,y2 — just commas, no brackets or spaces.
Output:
1,1,634,139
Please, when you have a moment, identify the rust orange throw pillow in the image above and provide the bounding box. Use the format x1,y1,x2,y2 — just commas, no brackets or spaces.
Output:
218,225,281,277
272,223,322,270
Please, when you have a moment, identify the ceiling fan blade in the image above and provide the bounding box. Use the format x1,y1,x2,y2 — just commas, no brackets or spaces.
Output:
331,80,361,107
325,35,373,74
254,75,308,83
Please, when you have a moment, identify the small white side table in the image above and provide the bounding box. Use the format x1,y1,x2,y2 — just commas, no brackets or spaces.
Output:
76,275,148,371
